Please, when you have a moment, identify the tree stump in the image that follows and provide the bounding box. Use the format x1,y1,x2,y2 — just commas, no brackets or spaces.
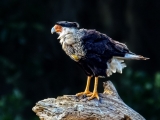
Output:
32,81,145,120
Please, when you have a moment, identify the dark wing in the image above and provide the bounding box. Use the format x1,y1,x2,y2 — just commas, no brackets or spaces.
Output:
109,38,134,54
81,29,132,59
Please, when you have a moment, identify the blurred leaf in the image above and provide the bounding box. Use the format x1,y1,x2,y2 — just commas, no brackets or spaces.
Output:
18,37,26,45
13,88,23,99
146,98,154,105
0,88,30,120
125,68,132,77
0,29,7,42
155,72,160,88
144,82,152,90
9,22,27,30
134,71,146,78
32,23,45,31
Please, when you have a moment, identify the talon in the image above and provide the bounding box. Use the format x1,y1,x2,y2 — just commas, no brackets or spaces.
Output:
76,92,84,96
88,91,99,100
76,91,92,96
86,93,93,96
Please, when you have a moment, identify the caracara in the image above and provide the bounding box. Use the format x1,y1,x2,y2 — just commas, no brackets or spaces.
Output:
51,21,149,100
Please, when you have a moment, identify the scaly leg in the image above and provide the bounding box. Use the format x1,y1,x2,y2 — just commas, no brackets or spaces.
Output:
87,77,99,100
76,76,92,96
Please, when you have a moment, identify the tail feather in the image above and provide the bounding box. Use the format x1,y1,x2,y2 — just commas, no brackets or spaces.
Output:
106,58,126,77
114,53,149,60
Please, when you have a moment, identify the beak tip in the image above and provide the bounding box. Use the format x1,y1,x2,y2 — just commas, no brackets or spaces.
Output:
51,27,55,34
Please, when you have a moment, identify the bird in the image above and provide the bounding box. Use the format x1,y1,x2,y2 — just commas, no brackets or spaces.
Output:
51,21,149,100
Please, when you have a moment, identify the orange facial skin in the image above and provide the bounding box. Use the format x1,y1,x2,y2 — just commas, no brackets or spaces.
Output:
54,24,62,33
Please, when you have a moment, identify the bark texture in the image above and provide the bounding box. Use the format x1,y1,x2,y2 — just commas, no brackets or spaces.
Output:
32,81,145,120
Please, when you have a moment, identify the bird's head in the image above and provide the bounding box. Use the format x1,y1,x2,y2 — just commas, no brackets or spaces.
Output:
51,21,79,37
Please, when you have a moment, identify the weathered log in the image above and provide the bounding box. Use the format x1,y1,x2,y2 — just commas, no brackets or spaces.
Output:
32,81,145,120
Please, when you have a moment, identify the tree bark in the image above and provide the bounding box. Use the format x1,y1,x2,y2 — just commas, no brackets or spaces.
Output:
32,81,145,120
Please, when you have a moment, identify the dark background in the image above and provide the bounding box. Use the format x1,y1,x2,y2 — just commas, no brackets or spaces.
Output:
0,0,160,119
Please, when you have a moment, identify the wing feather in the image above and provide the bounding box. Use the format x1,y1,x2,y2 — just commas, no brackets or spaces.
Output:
81,29,131,58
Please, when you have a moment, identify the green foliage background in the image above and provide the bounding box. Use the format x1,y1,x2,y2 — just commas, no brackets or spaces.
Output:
0,0,160,119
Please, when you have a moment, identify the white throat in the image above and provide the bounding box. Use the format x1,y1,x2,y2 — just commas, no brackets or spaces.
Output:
57,27,79,47
57,27,78,40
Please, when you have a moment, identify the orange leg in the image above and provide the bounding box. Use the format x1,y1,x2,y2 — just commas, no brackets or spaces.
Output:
87,77,99,100
76,76,92,96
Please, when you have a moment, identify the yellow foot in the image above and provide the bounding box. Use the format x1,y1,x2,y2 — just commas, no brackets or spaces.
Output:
87,91,99,100
76,91,92,96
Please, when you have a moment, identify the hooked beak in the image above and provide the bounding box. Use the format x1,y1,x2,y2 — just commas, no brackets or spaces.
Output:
51,27,55,34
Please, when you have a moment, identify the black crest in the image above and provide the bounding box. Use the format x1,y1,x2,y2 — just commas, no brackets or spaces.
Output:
56,21,79,28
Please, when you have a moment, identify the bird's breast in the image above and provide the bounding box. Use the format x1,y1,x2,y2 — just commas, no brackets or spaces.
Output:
60,37,86,62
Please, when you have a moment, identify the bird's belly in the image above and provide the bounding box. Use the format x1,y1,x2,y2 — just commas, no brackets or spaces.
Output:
79,54,108,77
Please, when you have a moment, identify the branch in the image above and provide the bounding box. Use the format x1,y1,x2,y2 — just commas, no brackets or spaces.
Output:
32,81,145,120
